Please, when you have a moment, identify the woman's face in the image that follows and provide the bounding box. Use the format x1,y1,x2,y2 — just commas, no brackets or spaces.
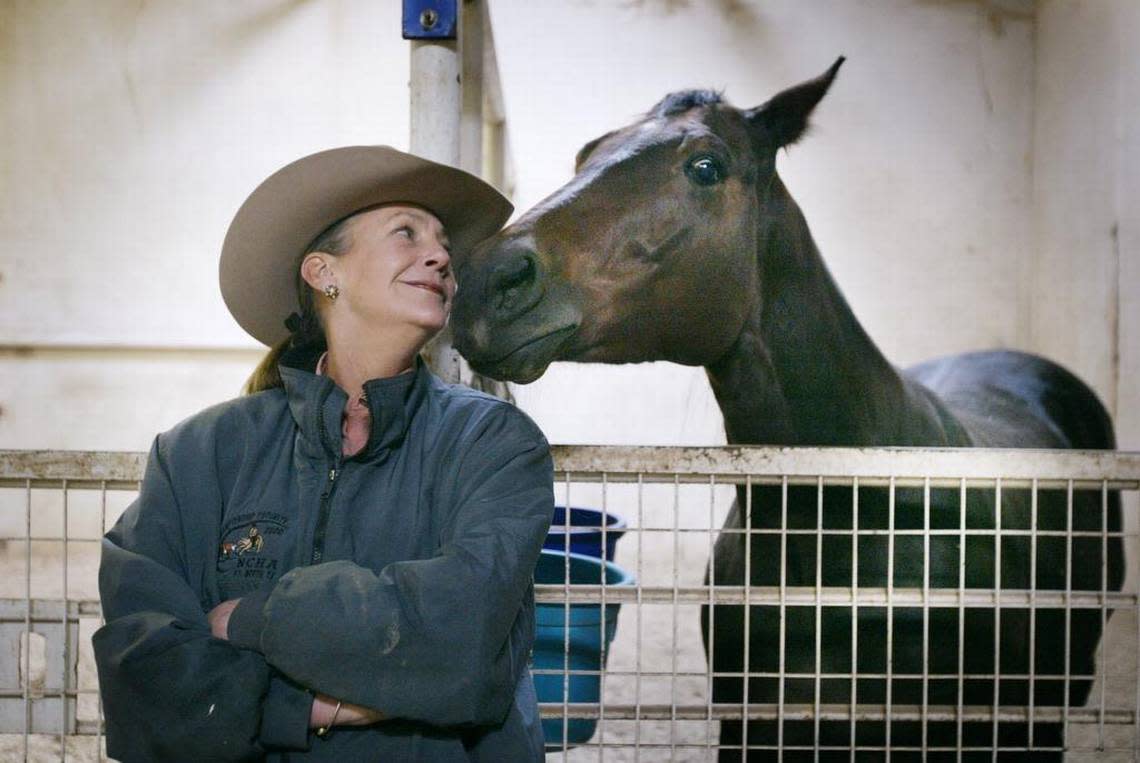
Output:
320,204,456,342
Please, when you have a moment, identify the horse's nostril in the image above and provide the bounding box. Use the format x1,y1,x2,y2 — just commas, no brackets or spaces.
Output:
497,255,536,292
489,251,539,314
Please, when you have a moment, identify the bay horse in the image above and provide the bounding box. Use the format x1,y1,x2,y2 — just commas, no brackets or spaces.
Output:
450,59,1124,760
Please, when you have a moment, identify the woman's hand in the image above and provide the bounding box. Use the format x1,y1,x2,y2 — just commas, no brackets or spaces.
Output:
311,693,386,729
207,604,384,730
207,598,241,640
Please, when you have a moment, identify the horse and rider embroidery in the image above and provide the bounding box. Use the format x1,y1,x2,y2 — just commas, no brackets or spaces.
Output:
216,513,290,595
219,525,264,558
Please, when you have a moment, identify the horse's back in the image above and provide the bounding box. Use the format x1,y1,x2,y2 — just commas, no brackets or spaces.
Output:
906,349,1115,450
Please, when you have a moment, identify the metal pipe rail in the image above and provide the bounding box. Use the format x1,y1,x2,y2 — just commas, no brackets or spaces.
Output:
551,444,1140,486
535,584,1137,609
4,445,1139,482
535,702,1137,725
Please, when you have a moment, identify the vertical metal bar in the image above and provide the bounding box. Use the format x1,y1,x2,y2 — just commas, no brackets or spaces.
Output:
1028,479,1038,750
742,474,754,759
957,478,966,763
1063,480,1073,746
62,478,70,761
598,472,608,761
635,473,644,758
991,479,1002,762
922,477,931,754
886,477,895,760
99,481,108,759
24,478,32,761
778,476,788,758
1099,480,1109,749
814,476,824,761
706,474,717,754
561,471,571,757
671,475,681,758
850,477,859,762
1134,521,1140,757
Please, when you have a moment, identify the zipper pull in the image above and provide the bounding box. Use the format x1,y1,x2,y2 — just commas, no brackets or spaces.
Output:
328,468,338,482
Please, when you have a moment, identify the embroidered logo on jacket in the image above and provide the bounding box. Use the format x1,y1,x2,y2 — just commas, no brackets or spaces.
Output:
219,525,264,558
216,512,289,590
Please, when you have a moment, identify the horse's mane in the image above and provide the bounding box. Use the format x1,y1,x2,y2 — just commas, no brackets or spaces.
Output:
648,89,724,118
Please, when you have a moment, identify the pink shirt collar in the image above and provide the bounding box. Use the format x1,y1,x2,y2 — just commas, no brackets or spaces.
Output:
315,352,371,458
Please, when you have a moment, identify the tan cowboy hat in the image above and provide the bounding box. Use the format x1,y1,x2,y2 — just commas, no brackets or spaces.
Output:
219,145,513,347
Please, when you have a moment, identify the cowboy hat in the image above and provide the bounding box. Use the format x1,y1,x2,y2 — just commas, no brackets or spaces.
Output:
219,145,513,347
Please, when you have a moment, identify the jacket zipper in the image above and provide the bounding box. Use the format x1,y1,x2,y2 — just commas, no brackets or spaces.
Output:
310,463,340,564
311,398,342,565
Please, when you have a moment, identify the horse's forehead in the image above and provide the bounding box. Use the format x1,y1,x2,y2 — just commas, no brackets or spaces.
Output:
641,107,728,137
603,110,732,161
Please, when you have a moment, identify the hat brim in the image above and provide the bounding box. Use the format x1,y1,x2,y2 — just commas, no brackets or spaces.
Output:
219,145,513,347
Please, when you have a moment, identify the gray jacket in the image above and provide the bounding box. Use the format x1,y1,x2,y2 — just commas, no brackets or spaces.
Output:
94,354,553,761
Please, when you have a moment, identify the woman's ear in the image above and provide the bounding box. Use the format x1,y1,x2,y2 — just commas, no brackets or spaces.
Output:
300,252,333,292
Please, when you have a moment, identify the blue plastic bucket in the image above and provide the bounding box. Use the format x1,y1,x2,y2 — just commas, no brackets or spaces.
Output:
533,549,635,747
543,505,627,561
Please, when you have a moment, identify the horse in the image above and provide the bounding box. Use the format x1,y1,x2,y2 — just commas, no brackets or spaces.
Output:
449,59,1124,760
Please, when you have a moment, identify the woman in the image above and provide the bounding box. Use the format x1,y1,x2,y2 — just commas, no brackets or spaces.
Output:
94,146,554,761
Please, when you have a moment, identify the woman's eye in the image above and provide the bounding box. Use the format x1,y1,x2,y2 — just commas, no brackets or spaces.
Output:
396,226,414,239
686,155,724,187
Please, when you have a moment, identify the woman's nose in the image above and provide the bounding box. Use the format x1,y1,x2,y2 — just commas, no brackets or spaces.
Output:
423,240,451,272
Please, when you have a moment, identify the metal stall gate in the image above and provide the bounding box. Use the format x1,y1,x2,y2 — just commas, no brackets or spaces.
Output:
538,446,1140,761
1,446,1138,761
0,451,142,762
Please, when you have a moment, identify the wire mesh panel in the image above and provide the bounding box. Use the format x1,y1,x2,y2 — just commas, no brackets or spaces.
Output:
0,447,1138,761
0,452,141,762
539,446,1140,761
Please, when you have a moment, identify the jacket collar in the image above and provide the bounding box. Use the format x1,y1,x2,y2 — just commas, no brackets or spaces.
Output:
278,347,431,461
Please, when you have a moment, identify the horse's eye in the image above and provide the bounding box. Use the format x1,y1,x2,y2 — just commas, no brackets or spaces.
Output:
686,156,724,186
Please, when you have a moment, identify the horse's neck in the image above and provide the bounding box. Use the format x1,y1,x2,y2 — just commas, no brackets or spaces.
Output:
706,182,948,447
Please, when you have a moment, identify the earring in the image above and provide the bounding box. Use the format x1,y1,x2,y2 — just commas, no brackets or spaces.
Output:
323,284,340,301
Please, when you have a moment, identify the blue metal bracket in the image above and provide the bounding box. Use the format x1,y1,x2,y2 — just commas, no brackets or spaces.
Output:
403,0,457,40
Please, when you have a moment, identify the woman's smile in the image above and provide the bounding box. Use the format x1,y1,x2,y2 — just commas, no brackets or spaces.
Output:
400,279,447,299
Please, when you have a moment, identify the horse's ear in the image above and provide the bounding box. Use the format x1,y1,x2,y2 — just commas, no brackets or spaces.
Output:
746,57,844,149
575,130,617,171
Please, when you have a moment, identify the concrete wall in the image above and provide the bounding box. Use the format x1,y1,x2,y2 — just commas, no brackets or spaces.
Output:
0,0,1134,456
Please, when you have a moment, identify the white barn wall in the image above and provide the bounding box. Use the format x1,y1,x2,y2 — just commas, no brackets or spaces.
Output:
0,349,263,451
1,0,412,349
1032,1,1140,588
0,0,410,450
0,0,1133,459
1115,1,1140,454
1034,0,1140,452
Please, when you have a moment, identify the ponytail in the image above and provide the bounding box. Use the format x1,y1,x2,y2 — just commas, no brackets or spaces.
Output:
243,309,327,394
244,337,291,394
